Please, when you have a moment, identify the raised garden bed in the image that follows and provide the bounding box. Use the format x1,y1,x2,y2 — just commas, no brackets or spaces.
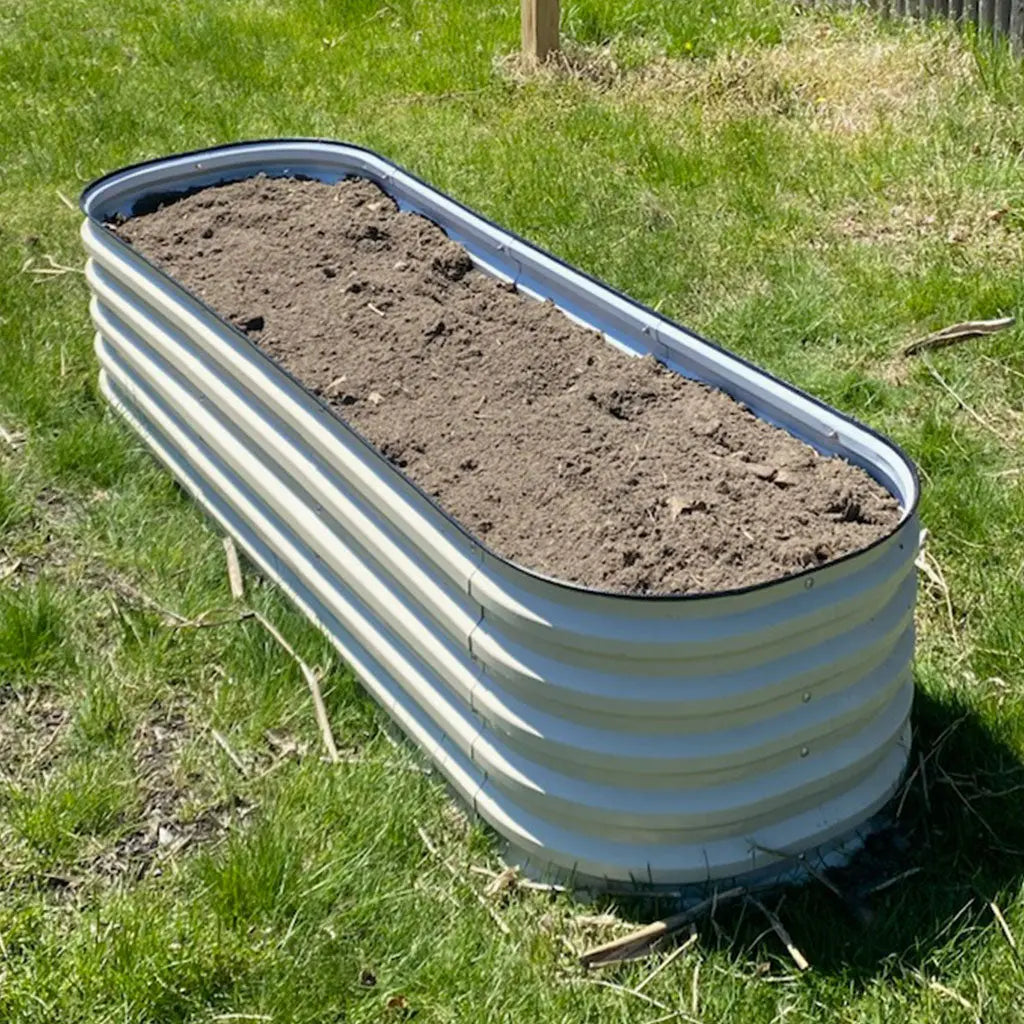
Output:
81,141,920,891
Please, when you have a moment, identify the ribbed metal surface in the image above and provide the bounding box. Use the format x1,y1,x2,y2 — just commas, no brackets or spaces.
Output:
81,141,920,889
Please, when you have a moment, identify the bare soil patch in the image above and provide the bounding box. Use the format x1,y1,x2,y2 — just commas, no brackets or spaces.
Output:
113,176,900,594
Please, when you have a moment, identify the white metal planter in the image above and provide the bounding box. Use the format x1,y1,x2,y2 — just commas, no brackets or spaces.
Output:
81,141,920,891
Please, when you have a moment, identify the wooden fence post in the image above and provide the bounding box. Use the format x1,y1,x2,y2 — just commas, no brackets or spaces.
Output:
1011,0,1024,48
521,0,560,61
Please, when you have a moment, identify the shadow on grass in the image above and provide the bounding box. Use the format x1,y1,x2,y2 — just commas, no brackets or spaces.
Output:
596,687,1024,979
777,686,1024,978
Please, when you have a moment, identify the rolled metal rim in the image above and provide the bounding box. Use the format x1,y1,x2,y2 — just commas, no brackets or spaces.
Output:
80,138,921,604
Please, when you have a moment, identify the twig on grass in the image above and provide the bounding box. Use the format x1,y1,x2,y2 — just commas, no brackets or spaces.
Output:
212,728,248,776
895,759,922,819
934,762,1009,850
750,842,845,901
866,867,923,895
579,886,745,967
56,189,77,212
690,956,701,1017
167,609,254,630
635,926,698,991
747,897,809,972
250,610,340,764
222,536,245,600
114,580,191,625
902,316,1015,356
919,750,932,818
416,826,511,936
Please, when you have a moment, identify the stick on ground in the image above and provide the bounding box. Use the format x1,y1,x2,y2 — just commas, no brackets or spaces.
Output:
902,316,1014,356
251,610,340,764
579,886,745,967
223,536,245,600
748,897,810,972
635,926,697,991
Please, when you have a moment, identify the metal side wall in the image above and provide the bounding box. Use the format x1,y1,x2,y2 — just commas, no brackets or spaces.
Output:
80,141,920,889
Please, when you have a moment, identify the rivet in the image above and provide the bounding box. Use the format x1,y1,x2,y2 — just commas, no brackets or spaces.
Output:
802,692,811,703
800,746,809,757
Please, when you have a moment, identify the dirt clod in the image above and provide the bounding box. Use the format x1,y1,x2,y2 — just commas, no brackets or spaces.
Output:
113,176,901,594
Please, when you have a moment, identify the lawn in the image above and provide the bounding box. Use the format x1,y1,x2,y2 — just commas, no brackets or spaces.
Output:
2,0,1024,1020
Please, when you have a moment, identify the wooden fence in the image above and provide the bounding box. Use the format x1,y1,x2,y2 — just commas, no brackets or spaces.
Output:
879,0,1024,49
519,0,1024,56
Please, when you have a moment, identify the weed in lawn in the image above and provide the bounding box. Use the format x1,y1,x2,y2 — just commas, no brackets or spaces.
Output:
46,413,136,490
4,752,136,870
0,582,70,679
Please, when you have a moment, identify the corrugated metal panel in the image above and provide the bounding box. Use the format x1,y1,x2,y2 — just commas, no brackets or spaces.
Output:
80,141,920,890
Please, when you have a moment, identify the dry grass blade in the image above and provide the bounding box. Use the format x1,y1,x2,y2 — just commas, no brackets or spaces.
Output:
250,610,340,764
222,535,245,600
211,1016,274,1022
583,978,671,1012
579,886,745,967
483,866,519,898
903,316,1015,356
915,543,959,641
924,977,977,1018
469,864,567,893
635,926,698,991
989,900,1018,952
0,421,26,450
920,355,1005,439
748,897,810,972
212,728,248,776
415,826,511,936
22,254,85,280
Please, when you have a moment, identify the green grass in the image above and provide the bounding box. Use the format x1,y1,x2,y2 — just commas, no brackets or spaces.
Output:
2,0,1024,1020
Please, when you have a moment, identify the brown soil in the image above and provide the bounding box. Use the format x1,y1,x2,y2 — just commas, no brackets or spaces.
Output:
113,176,900,595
